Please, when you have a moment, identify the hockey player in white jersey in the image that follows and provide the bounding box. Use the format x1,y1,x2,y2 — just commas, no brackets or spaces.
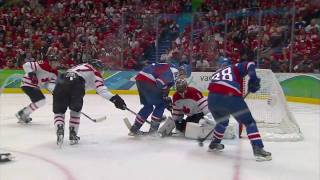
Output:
158,78,235,139
53,59,127,146
15,56,59,123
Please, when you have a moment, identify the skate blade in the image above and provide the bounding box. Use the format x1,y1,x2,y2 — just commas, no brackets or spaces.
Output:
69,140,79,145
207,148,224,152
255,155,272,162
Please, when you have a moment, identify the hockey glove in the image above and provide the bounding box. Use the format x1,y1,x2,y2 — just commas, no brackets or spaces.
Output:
28,72,38,85
163,96,173,112
110,94,126,110
248,77,261,93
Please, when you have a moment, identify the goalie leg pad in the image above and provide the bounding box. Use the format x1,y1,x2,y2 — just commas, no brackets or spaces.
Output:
158,117,175,136
185,121,236,140
185,122,214,140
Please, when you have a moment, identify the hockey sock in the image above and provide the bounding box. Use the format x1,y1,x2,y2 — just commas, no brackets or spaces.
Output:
132,105,154,132
70,110,80,134
23,99,46,116
54,113,65,129
131,114,145,132
211,121,229,143
150,104,165,130
246,122,264,148
150,115,161,129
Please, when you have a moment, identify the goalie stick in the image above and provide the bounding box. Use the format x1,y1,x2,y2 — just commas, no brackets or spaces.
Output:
197,92,250,147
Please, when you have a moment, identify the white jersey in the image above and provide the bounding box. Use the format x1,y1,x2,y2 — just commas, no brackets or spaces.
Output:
172,86,209,121
68,63,113,100
21,61,57,92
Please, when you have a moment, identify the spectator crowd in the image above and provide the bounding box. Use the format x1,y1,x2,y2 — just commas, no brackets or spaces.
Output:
0,0,319,73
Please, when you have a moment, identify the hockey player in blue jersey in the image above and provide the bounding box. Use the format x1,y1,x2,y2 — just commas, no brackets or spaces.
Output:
207,58,272,161
129,62,190,136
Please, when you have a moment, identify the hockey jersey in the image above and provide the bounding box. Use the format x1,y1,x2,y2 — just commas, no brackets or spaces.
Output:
135,63,175,90
208,61,257,96
172,86,209,121
68,63,114,100
21,60,58,92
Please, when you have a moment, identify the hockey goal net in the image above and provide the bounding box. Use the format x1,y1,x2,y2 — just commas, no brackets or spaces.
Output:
240,69,303,141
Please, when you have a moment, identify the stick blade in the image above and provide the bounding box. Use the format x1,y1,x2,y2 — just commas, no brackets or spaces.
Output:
94,116,107,122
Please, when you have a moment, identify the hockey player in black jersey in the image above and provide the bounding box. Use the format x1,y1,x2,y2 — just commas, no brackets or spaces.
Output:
53,59,126,146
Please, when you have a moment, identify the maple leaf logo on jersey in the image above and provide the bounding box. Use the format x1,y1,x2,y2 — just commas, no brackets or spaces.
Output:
182,106,190,114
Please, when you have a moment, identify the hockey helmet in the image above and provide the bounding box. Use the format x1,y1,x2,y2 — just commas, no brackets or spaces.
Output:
170,67,179,80
178,63,192,78
217,57,231,68
175,78,188,93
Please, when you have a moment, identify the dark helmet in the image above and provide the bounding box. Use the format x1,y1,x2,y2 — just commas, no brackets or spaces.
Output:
175,78,188,93
88,59,104,70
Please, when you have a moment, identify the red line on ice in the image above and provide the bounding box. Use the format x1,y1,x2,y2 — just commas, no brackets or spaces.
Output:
6,149,76,180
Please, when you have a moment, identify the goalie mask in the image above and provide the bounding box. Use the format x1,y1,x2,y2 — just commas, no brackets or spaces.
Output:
175,78,188,93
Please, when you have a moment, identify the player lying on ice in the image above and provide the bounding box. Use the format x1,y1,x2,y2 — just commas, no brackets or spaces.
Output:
16,55,60,123
53,59,127,146
206,57,272,161
158,78,236,139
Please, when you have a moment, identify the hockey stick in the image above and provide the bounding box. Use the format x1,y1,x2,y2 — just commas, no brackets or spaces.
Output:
125,107,151,124
81,112,106,123
197,92,250,147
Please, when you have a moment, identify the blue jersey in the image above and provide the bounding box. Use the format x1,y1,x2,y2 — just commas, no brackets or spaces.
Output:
208,61,257,96
135,63,175,90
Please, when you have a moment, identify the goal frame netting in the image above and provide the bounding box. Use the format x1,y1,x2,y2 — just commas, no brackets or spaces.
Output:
239,69,303,141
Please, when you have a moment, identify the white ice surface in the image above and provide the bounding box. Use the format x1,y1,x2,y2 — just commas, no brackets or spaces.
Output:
0,94,319,180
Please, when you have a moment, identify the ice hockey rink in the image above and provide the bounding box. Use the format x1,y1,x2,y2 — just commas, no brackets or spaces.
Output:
0,94,319,180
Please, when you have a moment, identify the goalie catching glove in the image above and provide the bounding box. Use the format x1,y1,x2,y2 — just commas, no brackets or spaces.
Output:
248,77,261,93
110,94,126,110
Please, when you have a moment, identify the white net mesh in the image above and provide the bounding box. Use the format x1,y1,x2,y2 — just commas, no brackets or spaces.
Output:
242,69,303,141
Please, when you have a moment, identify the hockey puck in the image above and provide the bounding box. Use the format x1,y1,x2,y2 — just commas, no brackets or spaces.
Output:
198,141,204,147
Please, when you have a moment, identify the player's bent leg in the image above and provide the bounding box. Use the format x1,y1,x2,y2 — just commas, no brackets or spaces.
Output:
129,105,154,136
149,104,165,133
244,121,272,161
16,87,46,123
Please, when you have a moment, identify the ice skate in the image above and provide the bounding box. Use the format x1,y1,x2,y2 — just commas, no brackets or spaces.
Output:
0,153,14,162
15,108,32,123
253,146,272,161
69,127,80,145
208,141,225,152
128,130,149,136
56,124,64,147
